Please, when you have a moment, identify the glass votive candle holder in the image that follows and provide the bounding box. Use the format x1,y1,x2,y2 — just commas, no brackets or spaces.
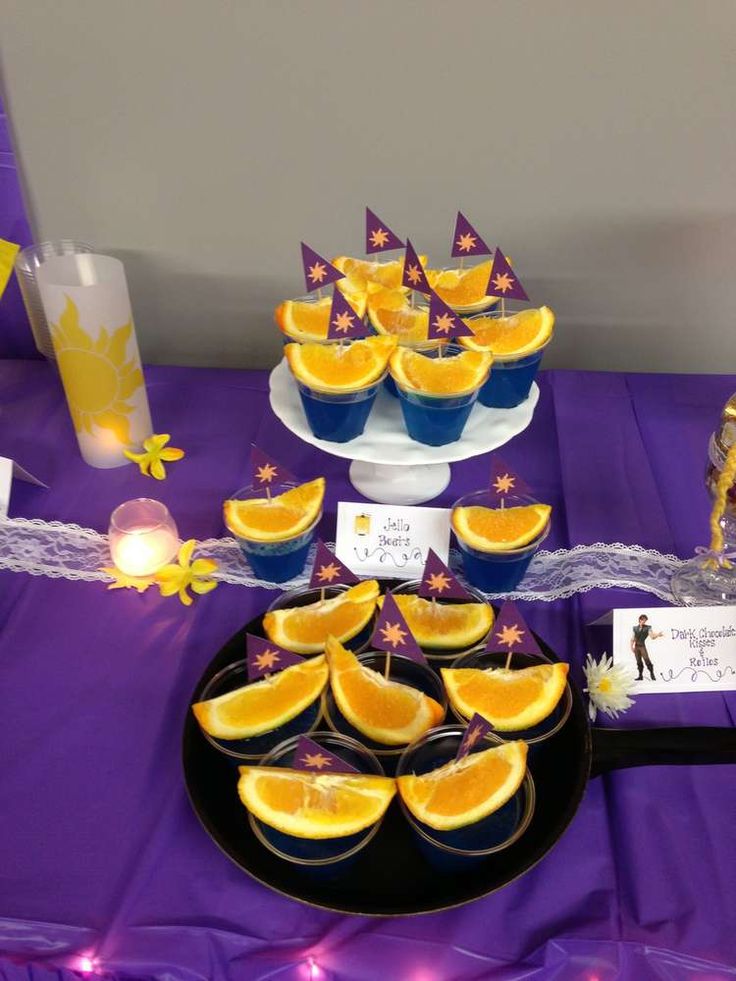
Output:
322,651,447,775
266,584,374,654
108,498,179,576
446,649,573,746
246,731,387,874
396,724,535,871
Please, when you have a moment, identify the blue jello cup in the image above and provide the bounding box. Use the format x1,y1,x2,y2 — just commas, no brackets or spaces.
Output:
228,484,321,584
396,725,535,871
323,651,447,775
246,731,387,874
296,375,383,443
266,584,375,654
392,345,488,447
194,659,323,767
389,579,492,668
452,491,551,593
464,312,550,409
447,649,573,746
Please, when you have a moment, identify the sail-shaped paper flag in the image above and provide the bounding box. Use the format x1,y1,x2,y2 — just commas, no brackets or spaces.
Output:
427,291,474,341
366,208,404,254
371,592,426,663
488,456,530,499
486,248,529,302
451,212,492,259
293,735,359,773
401,240,431,294
251,445,296,488
246,634,305,680
456,713,493,760
308,539,360,589
326,288,372,340
484,601,543,657
418,548,472,600
301,243,344,294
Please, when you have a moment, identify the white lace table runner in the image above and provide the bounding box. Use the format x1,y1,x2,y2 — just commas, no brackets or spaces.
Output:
0,516,685,602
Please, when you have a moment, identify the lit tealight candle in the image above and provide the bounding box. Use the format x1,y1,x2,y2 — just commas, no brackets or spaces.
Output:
109,498,179,577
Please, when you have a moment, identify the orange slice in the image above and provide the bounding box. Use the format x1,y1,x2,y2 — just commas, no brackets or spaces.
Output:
460,307,555,359
325,636,445,745
285,336,397,393
389,347,492,396
451,503,551,552
397,741,527,830
333,255,427,293
275,295,367,343
223,478,325,543
426,260,494,309
262,580,380,654
238,766,395,838
368,301,431,344
442,662,569,731
192,655,328,739
377,594,493,650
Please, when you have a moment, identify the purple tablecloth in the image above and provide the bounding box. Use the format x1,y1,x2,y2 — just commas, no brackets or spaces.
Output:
1,360,735,981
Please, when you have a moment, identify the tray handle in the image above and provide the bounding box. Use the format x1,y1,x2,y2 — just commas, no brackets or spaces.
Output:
591,726,736,777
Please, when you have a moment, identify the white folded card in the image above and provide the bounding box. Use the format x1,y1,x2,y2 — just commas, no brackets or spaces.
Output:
612,605,736,693
0,456,47,518
335,501,450,580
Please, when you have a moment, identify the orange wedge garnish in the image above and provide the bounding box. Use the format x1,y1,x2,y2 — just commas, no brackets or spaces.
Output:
262,580,380,654
275,295,367,343
378,593,493,650
389,347,492,397
426,260,494,309
451,503,551,551
285,336,397,392
460,307,555,358
442,663,569,731
223,478,325,542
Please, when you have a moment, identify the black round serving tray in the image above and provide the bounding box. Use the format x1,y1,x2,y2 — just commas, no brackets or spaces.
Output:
182,584,590,915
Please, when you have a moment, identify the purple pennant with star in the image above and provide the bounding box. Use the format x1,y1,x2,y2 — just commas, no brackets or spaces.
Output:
246,634,305,680
427,291,475,341
489,455,530,500
301,242,344,294
456,713,494,760
418,548,472,601
484,601,543,657
371,592,426,664
308,539,360,589
251,445,296,489
326,288,372,340
486,247,529,302
401,239,431,294
366,208,404,254
451,212,493,259
293,735,359,773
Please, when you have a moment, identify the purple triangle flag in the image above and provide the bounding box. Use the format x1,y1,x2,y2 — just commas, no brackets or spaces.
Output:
293,735,359,773
427,291,475,340
247,634,305,680
485,601,543,657
451,212,493,259
308,539,360,589
301,242,344,294
326,288,372,340
489,455,530,499
366,208,404,254
486,247,529,302
251,445,296,488
418,548,472,600
401,239,431,294
371,592,426,664
456,713,494,760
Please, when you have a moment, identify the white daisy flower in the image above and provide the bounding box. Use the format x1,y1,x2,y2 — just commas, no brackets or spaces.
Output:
583,653,637,722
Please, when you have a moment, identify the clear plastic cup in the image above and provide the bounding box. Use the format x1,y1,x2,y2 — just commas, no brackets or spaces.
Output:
296,375,384,443
463,311,552,409
227,484,321,584
266,584,374,654
389,579,492,666
396,725,535,871
452,491,550,592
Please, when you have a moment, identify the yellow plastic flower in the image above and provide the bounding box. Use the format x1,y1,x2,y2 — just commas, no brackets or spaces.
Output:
124,433,185,480
101,566,155,593
155,539,218,606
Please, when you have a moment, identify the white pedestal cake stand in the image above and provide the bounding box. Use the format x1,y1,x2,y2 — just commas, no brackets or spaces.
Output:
269,359,539,505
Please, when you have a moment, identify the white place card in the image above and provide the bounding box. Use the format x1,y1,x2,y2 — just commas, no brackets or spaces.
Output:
0,456,47,519
335,501,450,581
612,605,736,693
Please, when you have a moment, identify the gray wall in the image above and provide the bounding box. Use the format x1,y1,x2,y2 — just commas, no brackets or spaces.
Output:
1,0,735,372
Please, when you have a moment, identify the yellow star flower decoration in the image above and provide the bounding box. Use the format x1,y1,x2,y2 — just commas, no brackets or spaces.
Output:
155,539,218,606
124,433,185,480
100,566,155,593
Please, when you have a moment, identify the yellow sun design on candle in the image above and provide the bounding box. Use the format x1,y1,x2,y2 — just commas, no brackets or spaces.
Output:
50,295,144,445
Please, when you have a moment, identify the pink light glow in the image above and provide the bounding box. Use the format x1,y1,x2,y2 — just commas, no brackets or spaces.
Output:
307,957,322,980
77,955,97,974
